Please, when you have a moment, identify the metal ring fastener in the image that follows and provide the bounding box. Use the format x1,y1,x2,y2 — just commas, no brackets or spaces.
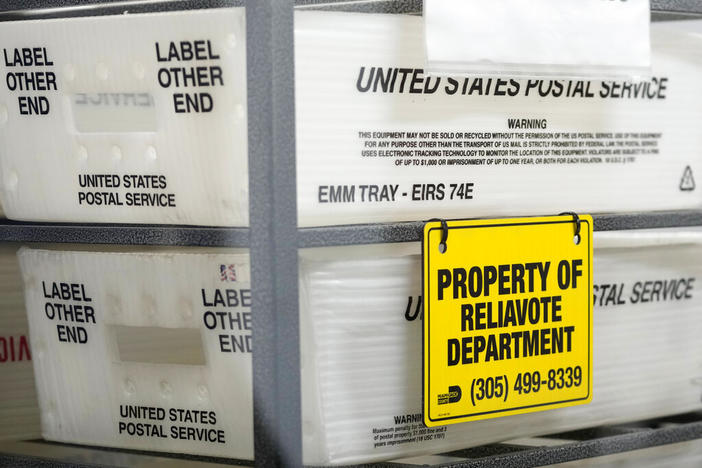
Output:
427,218,449,251
559,211,581,239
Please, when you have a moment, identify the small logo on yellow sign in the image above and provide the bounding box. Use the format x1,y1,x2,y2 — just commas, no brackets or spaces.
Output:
437,385,462,405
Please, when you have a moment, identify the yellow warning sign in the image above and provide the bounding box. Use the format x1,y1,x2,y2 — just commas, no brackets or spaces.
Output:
422,216,593,426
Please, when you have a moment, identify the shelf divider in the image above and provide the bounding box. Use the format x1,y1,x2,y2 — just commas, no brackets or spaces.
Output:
246,0,303,467
297,210,702,248
0,211,699,248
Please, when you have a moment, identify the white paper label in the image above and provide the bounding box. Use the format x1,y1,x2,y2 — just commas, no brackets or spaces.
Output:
424,0,651,77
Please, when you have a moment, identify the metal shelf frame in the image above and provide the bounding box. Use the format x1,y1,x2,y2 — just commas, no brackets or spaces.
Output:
4,411,702,468
0,210,700,248
2,1,702,468
1,210,702,248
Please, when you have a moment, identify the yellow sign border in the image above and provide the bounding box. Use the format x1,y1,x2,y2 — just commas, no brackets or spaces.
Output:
422,216,593,426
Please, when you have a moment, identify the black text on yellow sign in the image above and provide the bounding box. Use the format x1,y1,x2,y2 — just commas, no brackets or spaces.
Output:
422,216,593,426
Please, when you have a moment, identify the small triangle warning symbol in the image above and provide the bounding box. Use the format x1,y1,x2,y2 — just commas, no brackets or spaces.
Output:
680,166,696,191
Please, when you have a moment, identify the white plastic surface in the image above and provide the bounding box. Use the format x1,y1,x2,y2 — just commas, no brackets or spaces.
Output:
0,245,39,441
0,8,248,226
295,14,702,226
19,248,253,459
299,232,702,464
424,0,651,78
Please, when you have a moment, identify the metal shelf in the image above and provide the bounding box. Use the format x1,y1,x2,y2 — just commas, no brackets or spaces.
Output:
651,0,702,15
1,1,702,468
298,0,702,16
0,440,251,468
298,210,702,248
3,412,702,467
0,0,701,20
0,210,698,248
0,221,250,247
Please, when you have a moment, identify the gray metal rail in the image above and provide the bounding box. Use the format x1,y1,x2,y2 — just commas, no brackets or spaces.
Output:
3,411,702,467
0,210,700,248
246,0,302,467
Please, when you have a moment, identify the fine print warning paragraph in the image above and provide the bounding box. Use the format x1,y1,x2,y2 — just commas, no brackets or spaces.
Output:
358,130,662,167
